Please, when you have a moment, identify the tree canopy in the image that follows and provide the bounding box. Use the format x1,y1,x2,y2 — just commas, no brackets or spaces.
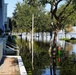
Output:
12,0,76,32
12,0,51,32
40,0,76,30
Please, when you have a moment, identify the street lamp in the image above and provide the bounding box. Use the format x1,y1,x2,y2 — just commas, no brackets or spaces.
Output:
32,14,34,70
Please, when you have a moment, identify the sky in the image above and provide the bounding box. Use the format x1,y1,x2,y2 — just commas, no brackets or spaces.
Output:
5,0,23,17
5,0,65,17
45,1,65,12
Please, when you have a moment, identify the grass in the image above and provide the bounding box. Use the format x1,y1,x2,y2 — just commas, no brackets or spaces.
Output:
60,38,69,41
60,38,76,44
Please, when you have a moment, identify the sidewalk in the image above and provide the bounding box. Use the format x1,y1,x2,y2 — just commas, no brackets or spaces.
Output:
0,57,20,75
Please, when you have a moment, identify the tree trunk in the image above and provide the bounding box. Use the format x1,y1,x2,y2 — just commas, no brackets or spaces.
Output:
42,32,44,42
65,29,66,38
49,29,58,75
53,29,57,45
50,28,53,40
38,32,39,42
46,32,47,42
20,32,22,43
26,32,28,43
25,32,28,50
53,29,57,75
20,32,22,49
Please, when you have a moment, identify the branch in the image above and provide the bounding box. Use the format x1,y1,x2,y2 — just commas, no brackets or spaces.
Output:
56,0,62,5
53,0,62,13
58,0,72,17
50,0,62,20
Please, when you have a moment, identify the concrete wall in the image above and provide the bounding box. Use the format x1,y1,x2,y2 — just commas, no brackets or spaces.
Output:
0,42,3,61
6,56,27,75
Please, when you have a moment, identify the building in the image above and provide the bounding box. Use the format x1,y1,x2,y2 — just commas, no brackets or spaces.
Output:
0,0,10,34
4,3,10,32
0,0,5,32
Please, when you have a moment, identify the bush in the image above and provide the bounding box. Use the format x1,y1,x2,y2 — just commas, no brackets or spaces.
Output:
70,37,76,40
7,35,17,44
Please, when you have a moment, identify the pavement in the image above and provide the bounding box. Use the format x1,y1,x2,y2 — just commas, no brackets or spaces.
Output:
0,57,20,75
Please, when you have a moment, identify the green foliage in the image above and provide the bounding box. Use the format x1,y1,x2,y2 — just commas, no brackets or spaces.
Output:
40,0,76,31
57,2,76,28
12,0,51,33
15,39,50,75
7,35,17,44
12,0,76,33
60,38,70,40
60,38,76,44
60,56,76,75
34,13,51,32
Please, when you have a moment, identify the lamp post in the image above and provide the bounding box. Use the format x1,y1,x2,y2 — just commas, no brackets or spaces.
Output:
32,14,34,70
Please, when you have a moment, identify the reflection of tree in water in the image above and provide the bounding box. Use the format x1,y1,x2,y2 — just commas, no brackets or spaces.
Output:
33,41,50,75
60,42,76,75
60,53,76,75
20,40,50,75
19,39,75,75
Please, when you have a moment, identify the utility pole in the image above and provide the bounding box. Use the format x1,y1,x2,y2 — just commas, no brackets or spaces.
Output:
32,14,34,70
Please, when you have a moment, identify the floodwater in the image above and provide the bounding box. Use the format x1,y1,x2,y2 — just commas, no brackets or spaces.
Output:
19,32,76,75
21,32,76,54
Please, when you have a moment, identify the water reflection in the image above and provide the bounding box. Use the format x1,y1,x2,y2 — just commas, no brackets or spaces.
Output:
41,67,60,75
65,43,73,54
19,32,76,75
72,44,76,53
33,41,50,75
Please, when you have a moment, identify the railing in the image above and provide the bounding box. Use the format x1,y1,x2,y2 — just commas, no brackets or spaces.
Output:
0,42,3,61
6,41,19,49
6,45,19,56
6,41,19,55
